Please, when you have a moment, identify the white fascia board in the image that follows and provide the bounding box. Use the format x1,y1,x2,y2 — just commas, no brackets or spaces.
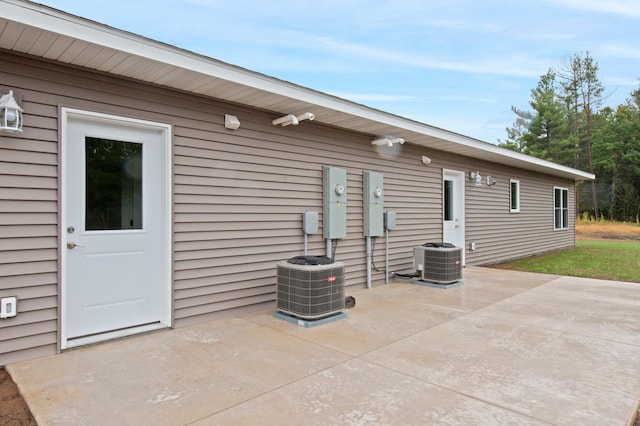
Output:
419,130,596,181
335,110,596,181
5,0,594,181
4,0,350,106
3,2,453,132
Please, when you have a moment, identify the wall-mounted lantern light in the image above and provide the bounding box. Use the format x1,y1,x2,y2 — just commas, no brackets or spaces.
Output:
0,90,23,132
468,171,482,186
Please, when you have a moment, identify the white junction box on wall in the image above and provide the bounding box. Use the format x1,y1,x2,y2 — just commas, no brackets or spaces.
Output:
0,297,18,319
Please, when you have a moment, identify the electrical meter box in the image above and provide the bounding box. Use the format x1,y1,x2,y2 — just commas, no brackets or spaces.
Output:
363,171,384,237
323,166,347,239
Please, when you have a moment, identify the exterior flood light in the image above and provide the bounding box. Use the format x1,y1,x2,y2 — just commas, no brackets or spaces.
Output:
272,112,315,127
371,137,404,147
272,114,298,126
296,112,315,122
0,90,23,132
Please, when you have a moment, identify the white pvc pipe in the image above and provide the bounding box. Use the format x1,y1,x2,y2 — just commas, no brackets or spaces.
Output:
326,238,332,259
304,233,308,256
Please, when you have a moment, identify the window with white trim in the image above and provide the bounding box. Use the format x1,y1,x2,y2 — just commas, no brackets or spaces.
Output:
510,179,520,213
554,187,569,230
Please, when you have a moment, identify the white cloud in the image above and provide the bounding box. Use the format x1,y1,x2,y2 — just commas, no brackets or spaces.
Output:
546,0,640,17
599,44,640,59
311,36,548,78
433,95,497,103
423,19,501,33
605,77,640,87
329,93,417,102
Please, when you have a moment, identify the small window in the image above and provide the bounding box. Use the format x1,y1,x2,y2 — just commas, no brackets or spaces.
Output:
510,179,520,213
554,187,569,230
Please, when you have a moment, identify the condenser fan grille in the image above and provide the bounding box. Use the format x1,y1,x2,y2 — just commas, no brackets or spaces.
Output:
413,244,462,284
277,260,345,320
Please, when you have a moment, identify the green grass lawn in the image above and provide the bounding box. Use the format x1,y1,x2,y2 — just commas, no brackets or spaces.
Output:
492,239,640,283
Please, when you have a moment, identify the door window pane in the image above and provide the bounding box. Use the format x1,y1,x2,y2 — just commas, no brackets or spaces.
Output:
444,180,453,221
85,137,142,230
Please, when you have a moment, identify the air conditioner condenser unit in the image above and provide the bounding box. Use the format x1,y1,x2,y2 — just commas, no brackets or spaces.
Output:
413,243,462,285
276,256,345,320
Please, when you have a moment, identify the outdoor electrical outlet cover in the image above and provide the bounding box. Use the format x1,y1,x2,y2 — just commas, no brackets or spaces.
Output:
0,296,17,319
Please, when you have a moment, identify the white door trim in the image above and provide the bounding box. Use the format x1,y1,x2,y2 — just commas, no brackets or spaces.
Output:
60,108,172,349
442,169,466,266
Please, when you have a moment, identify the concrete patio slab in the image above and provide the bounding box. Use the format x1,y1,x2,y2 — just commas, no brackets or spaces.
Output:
7,318,351,425
196,358,548,426
362,315,640,424
248,290,465,356
472,275,640,345
7,267,640,425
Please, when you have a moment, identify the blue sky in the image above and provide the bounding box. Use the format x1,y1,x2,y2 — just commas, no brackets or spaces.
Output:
39,0,640,144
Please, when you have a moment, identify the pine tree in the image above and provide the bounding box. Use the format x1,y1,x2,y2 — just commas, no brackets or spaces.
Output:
555,52,605,219
593,90,640,221
498,106,531,152
523,70,573,164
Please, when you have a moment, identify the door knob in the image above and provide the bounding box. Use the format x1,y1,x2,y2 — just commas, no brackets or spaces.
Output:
66,242,84,249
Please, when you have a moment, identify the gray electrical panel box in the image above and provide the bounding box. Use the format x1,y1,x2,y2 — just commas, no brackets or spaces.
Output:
363,171,384,237
323,166,347,239
384,211,396,230
303,211,319,234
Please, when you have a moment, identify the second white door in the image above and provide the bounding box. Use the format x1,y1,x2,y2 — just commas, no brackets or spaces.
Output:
443,170,465,264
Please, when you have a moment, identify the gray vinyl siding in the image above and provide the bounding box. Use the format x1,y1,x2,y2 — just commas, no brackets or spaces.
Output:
0,50,577,365
0,58,59,364
464,165,575,265
171,124,445,326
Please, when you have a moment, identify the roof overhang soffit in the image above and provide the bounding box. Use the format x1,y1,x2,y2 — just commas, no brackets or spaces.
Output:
1,0,594,181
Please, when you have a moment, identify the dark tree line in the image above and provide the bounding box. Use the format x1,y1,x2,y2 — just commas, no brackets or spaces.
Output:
499,52,640,222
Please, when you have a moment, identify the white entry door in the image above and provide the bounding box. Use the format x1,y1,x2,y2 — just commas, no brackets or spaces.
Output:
443,170,465,264
62,109,171,348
